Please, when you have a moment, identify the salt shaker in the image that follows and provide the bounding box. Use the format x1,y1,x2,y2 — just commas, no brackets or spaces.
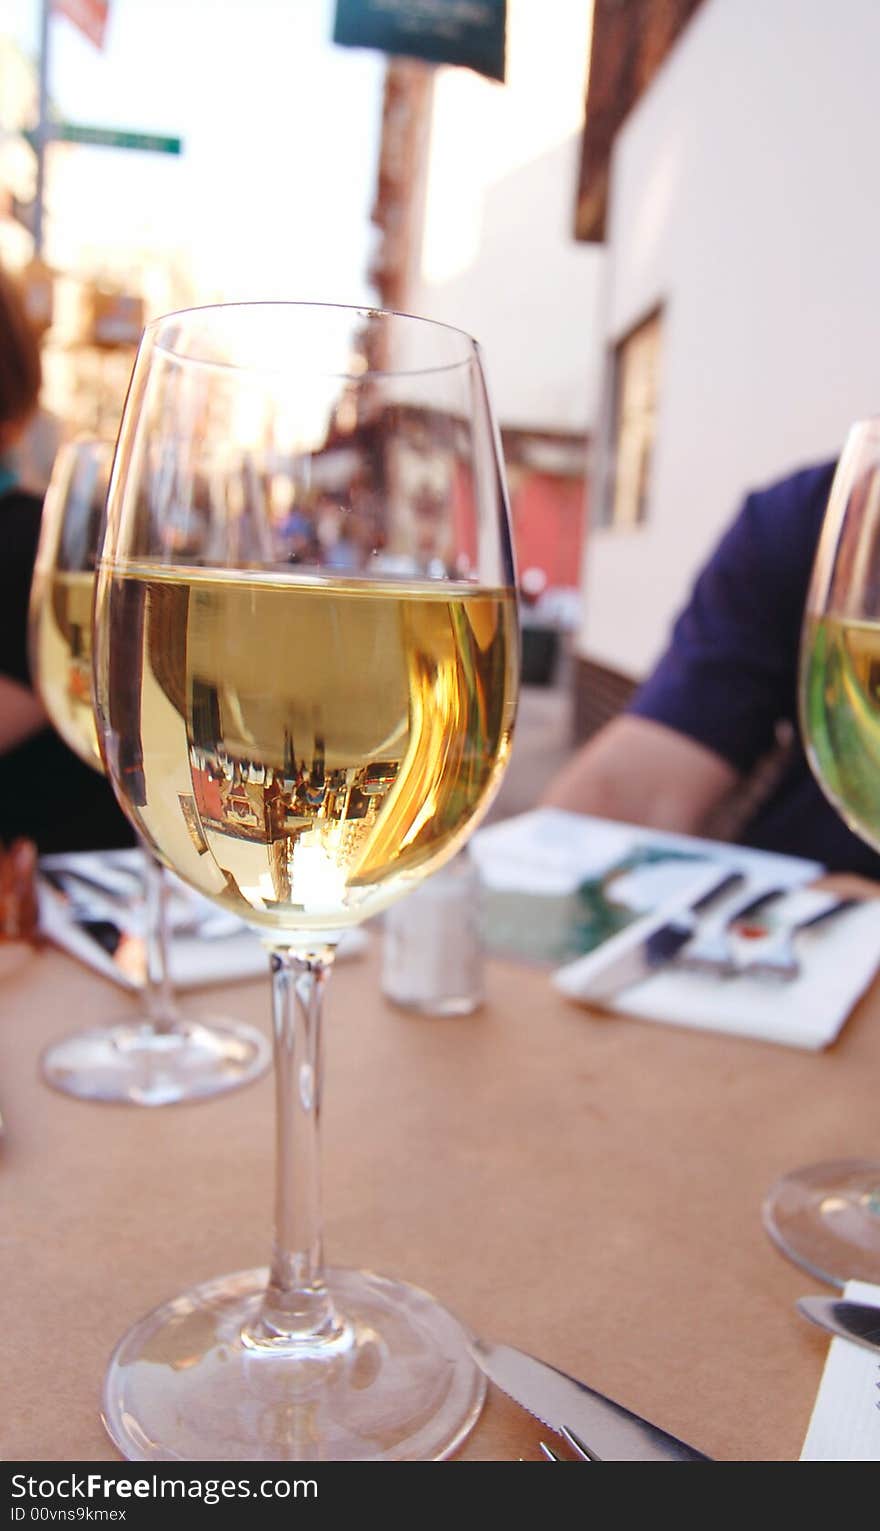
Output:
381,852,484,1016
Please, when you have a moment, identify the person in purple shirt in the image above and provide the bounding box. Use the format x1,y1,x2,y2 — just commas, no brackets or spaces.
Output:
542,458,880,878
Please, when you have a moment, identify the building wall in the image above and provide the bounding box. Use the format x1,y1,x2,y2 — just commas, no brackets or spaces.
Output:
580,0,880,678
406,0,605,435
511,469,586,588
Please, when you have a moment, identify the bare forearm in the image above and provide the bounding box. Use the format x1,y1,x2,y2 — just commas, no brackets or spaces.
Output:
0,675,47,753
540,715,740,833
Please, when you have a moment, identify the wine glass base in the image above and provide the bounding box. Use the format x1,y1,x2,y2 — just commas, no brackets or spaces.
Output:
40,1019,270,1106
762,1158,880,1287
102,1266,486,1461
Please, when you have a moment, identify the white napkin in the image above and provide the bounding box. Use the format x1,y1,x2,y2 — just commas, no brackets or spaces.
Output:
801,1280,880,1460
471,808,872,1047
37,851,367,991
553,891,880,1050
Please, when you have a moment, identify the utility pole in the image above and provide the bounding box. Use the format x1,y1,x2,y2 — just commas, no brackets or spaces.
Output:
33,0,51,257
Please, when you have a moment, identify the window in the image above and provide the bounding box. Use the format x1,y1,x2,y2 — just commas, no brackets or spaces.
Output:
600,306,663,529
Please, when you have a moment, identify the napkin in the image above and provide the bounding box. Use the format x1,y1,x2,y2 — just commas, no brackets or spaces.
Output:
471,808,870,1047
37,850,367,991
553,890,880,1050
801,1280,880,1461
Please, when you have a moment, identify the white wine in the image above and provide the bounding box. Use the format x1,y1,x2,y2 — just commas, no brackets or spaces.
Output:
96,566,517,936
32,569,102,772
801,612,880,847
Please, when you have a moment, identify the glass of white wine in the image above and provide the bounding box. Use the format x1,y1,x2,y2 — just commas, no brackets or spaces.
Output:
763,416,880,1285
28,436,270,1104
93,303,519,1461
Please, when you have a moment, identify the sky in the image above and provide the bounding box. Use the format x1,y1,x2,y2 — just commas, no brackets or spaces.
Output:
4,0,386,307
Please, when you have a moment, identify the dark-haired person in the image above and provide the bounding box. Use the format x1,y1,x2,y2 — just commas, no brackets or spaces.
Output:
543,457,880,879
0,264,134,852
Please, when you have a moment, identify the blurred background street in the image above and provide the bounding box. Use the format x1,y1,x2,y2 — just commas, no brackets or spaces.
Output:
5,0,880,810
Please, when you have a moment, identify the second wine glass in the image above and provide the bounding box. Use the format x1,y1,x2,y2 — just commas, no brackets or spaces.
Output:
29,436,270,1105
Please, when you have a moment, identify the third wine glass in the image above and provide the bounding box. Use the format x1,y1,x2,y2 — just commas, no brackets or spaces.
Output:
763,416,880,1285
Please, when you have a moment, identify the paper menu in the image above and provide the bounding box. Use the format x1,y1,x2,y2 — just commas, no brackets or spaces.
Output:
470,809,822,967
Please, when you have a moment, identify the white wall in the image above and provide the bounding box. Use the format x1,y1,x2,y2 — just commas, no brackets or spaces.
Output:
581,0,880,677
407,0,604,433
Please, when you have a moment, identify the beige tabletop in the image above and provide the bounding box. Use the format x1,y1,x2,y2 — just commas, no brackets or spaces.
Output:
1,919,877,1464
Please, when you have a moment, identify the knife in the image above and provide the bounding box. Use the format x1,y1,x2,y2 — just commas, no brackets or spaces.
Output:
797,1296,880,1355
41,870,127,950
470,1338,712,1461
37,870,147,986
564,868,745,1004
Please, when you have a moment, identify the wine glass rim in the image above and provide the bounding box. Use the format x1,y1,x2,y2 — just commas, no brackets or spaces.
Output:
846,415,880,439
146,299,485,380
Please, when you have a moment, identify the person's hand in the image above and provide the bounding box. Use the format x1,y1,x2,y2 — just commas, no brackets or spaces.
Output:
0,674,47,754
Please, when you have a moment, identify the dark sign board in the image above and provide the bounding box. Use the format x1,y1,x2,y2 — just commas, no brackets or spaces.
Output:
333,0,506,82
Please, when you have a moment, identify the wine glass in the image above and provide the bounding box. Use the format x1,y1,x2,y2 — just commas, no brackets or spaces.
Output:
29,435,270,1105
763,416,880,1285
92,302,519,1460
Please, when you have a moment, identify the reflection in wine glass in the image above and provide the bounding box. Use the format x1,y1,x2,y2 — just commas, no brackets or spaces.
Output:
763,417,880,1285
93,303,519,1460
28,436,270,1105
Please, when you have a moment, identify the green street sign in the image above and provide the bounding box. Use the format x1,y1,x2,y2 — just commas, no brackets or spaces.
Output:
33,122,182,154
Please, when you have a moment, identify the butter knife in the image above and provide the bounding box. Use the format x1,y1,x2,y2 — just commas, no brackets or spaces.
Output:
41,870,126,949
564,868,745,1005
797,1296,880,1355
471,1339,712,1461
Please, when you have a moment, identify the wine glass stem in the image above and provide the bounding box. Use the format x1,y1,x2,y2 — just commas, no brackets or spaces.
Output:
252,946,342,1346
140,843,179,1033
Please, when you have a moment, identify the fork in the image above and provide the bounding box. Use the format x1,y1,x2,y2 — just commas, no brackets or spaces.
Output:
674,886,787,976
41,867,246,941
732,894,858,980
539,1427,602,1461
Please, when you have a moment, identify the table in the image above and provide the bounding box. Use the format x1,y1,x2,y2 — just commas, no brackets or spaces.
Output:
2,927,877,1462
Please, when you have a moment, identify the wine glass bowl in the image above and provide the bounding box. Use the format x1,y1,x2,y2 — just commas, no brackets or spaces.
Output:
93,303,519,1459
763,417,880,1286
28,435,271,1105
30,438,108,772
